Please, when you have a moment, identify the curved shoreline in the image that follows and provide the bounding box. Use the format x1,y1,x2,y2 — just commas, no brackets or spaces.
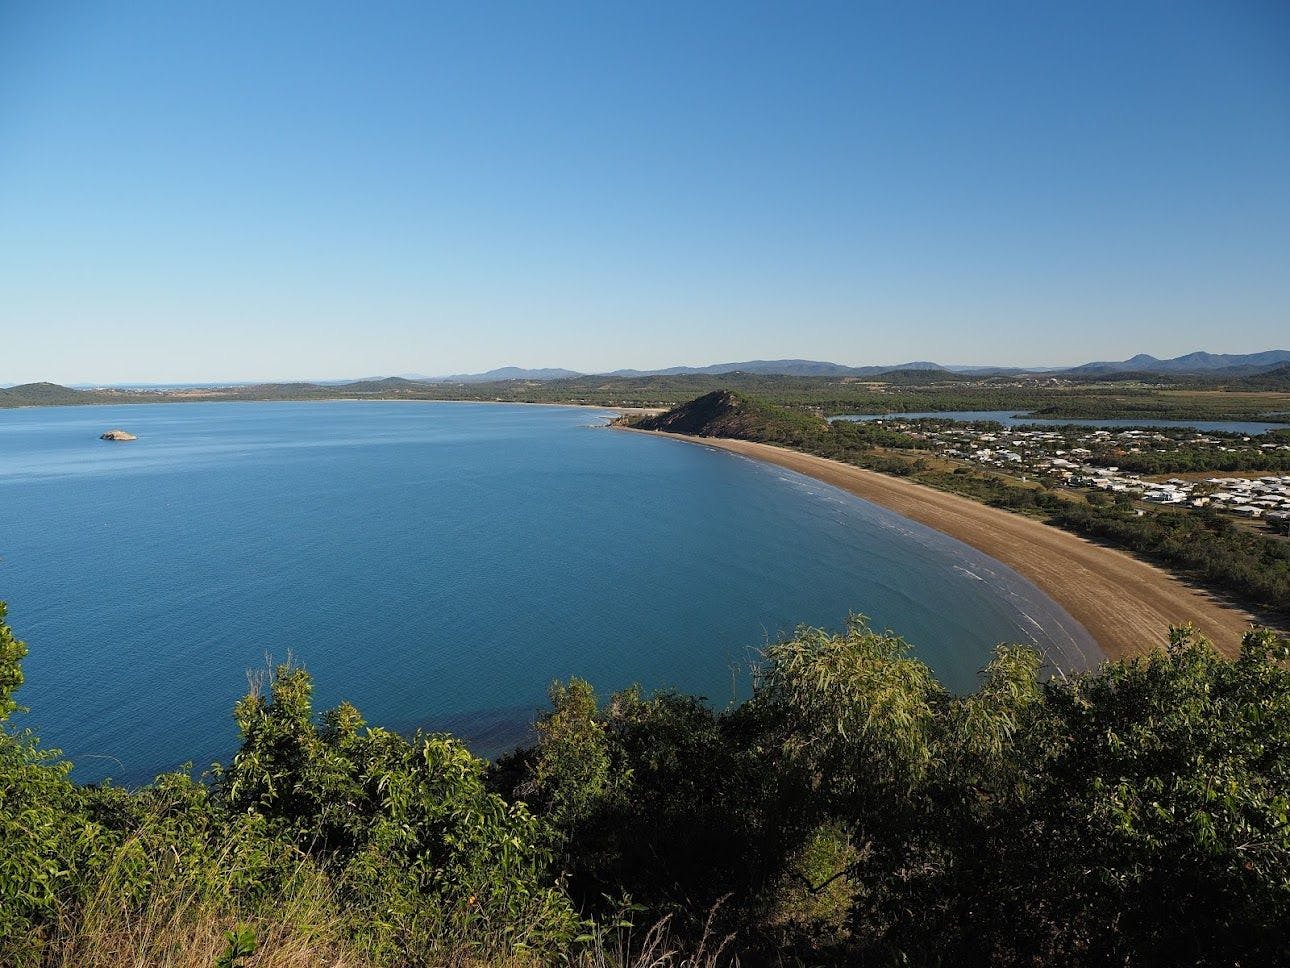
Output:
755,460,1104,676
621,428,1260,661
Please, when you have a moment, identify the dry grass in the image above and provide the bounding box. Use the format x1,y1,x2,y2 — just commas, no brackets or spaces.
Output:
28,820,736,968
45,865,371,968
50,910,368,968
572,899,736,968
26,815,368,968
35,866,735,968
40,903,737,968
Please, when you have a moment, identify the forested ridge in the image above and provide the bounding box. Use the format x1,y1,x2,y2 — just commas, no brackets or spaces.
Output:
2,602,1288,966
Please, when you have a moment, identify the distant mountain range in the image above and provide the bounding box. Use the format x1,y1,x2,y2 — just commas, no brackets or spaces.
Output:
394,360,956,381
403,366,585,383
1063,350,1290,376
8,352,1290,397
601,359,946,378
394,351,1290,383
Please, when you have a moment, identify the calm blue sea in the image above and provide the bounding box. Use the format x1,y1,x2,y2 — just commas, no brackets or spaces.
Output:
0,402,1095,785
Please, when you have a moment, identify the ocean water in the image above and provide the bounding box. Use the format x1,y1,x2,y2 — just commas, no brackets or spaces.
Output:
0,402,1095,785
837,410,1287,435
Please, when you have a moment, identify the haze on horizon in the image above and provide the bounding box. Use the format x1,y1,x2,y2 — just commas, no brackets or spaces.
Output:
1,1,1288,385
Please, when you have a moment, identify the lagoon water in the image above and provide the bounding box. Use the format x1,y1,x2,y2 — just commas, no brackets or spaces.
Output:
1,402,1095,784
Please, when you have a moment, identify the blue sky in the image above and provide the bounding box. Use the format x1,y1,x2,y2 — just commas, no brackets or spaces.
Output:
2,1,1287,382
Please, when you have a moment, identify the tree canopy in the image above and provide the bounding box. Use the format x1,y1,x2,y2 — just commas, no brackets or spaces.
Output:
2,603,1287,965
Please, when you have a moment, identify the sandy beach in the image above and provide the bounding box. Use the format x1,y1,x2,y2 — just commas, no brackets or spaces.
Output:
625,429,1266,661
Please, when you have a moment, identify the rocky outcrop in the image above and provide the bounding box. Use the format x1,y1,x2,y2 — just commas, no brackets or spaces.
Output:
99,430,138,441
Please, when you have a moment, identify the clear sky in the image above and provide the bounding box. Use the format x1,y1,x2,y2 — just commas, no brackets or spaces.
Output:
2,1,1287,383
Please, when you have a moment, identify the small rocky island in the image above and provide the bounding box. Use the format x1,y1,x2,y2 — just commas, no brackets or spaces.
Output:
99,429,138,441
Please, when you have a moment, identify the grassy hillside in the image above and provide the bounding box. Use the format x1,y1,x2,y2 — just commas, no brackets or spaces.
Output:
1,603,1287,966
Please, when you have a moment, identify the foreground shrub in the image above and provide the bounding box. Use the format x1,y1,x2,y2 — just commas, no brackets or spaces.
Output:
3,601,1287,966
505,619,1290,965
216,662,578,960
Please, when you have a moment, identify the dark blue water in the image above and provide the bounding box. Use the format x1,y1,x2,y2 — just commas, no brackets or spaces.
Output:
837,410,1287,435
0,402,1095,785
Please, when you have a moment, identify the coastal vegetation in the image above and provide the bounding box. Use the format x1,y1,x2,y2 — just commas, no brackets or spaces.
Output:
3,371,1289,425
1084,443,1290,475
1047,501,1290,608
634,392,1290,615
1,603,1288,965
895,419,1290,476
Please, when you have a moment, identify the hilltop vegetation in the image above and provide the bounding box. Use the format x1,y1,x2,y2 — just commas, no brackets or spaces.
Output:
0,382,108,407
635,389,828,442
1234,362,1290,391
2,603,1288,966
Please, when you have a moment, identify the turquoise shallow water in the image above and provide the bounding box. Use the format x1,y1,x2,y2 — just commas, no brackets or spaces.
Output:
0,402,1096,784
